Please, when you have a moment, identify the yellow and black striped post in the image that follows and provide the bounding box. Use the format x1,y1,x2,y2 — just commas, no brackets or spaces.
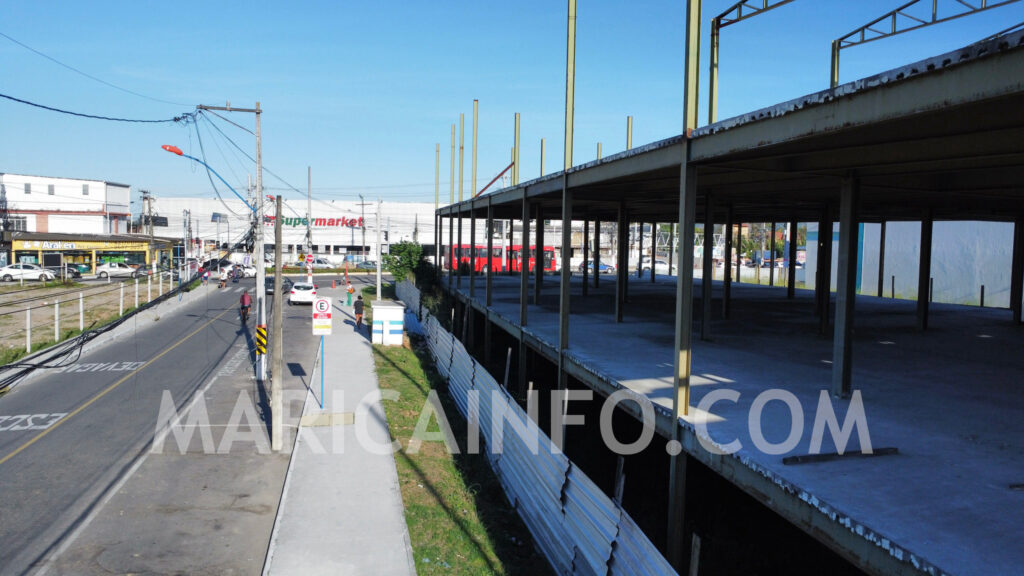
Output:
256,324,267,355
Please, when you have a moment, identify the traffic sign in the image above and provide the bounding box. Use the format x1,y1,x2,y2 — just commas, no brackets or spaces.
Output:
255,324,267,355
312,296,332,335
305,253,314,264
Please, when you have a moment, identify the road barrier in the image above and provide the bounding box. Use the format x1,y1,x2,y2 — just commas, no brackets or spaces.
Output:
397,280,676,575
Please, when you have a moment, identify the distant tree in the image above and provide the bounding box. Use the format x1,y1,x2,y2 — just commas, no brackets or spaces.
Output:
382,241,422,283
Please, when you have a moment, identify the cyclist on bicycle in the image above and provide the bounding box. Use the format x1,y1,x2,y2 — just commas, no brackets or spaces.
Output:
240,289,252,323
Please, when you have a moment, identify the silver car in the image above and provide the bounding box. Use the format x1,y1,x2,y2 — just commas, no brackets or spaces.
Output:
0,263,55,282
95,262,143,279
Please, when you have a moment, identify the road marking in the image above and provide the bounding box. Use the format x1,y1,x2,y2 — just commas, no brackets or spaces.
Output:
0,306,234,467
52,361,146,374
0,413,68,432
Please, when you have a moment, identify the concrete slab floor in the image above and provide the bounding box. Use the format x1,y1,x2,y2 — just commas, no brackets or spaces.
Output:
446,271,1024,576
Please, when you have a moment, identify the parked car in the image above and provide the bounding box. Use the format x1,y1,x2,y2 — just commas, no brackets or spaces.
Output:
0,263,55,282
44,264,82,279
95,262,143,278
288,281,317,305
265,276,293,295
578,261,616,274
357,260,378,270
240,264,257,278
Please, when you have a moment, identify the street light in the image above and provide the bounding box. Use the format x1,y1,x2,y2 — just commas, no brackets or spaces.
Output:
162,146,255,213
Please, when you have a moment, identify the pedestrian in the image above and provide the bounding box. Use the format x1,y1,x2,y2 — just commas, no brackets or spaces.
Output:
346,282,355,306
239,289,252,323
219,268,228,289
202,269,210,286
354,295,364,331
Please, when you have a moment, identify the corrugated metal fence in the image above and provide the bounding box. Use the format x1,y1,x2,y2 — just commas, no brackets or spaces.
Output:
396,281,676,576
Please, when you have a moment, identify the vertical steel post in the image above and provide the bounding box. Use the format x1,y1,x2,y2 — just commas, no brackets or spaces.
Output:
637,221,645,279
565,0,576,171
135,278,139,310
448,212,454,291
472,100,478,199
469,205,477,298
818,206,834,335
627,116,633,150
917,211,934,330
709,17,720,124
830,40,841,89
877,221,887,297
702,194,714,341
735,220,743,283
486,197,494,307
520,192,530,329
1011,213,1024,323
594,220,601,289
119,283,124,316
450,124,456,204
457,209,464,290
55,301,60,341
459,113,465,202
435,143,440,210
582,220,590,296
514,114,521,186
539,137,545,179
597,142,602,160
616,202,627,323
788,220,797,299
534,205,544,304
669,2,701,554
669,223,676,276
26,308,31,353
769,222,776,287
832,176,859,398
558,183,573,384
148,274,152,302
723,206,733,319
650,222,657,283
79,292,84,332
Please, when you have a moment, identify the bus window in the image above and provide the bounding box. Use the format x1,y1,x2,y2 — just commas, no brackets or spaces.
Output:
491,248,502,257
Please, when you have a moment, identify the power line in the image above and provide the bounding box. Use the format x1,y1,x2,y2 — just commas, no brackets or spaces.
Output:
0,92,191,123
0,30,192,107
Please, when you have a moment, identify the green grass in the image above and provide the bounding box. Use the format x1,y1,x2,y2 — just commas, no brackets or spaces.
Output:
372,334,550,575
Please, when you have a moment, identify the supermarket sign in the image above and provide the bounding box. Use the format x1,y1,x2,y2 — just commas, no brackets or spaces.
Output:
264,216,364,229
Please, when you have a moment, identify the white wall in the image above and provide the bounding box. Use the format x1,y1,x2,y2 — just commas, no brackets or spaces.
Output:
48,214,105,234
1,173,110,214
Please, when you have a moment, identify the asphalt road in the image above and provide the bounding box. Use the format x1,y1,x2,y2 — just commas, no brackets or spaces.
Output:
0,279,263,574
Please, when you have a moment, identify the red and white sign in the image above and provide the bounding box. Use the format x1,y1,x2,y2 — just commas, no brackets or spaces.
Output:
312,296,332,335
305,253,314,264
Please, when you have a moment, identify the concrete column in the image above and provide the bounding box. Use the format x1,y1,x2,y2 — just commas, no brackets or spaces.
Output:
650,222,657,283
917,210,934,330
637,221,645,279
457,209,464,290
534,205,544,305
877,221,887,298
1010,213,1024,324
674,160,697,419
723,206,733,319
582,219,589,296
832,177,859,398
558,181,573,391
486,198,494,307
594,220,601,288
520,193,530,328
702,193,714,341
769,222,776,287
669,223,676,276
735,220,743,284
787,220,797,299
469,207,476,298
447,213,454,292
616,203,628,322
818,206,834,335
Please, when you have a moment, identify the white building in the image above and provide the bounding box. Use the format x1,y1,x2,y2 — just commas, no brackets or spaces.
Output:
0,172,131,235
149,196,437,263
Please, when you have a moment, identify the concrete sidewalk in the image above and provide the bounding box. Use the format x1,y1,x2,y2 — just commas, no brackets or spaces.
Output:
263,291,416,576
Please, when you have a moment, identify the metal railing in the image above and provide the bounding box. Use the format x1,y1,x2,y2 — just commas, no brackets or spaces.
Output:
397,280,676,576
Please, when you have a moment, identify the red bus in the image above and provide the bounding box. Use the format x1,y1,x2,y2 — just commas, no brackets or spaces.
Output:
446,244,556,273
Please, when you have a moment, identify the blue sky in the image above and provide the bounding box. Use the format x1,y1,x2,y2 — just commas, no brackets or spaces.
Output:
2,1,1020,209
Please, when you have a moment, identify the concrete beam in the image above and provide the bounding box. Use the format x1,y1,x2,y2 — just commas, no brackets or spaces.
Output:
832,176,859,399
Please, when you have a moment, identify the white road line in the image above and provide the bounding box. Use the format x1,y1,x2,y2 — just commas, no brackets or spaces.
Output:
34,346,249,576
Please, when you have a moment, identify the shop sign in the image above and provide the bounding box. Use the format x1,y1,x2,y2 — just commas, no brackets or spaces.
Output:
263,216,364,229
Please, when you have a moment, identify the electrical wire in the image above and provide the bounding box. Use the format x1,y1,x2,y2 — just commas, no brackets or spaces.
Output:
0,92,192,124
0,30,192,107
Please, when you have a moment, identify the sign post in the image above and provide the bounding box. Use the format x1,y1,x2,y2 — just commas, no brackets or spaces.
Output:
312,296,332,409
305,253,314,284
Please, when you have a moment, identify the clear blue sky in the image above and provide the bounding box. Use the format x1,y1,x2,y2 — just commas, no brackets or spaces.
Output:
2,1,1020,209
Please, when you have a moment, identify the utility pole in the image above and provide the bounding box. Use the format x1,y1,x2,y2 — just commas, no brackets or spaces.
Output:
376,199,383,300
196,101,266,385
358,194,369,260
272,195,283,451
307,166,313,284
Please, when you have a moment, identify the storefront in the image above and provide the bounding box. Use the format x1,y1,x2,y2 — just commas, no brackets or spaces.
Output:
10,233,173,273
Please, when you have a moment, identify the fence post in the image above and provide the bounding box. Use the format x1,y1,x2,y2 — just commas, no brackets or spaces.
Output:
79,292,84,331
159,274,164,297
135,278,139,309
981,285,986,308
26,308,31,353
120,283,124,316
55,301,60,341
148,275,152,302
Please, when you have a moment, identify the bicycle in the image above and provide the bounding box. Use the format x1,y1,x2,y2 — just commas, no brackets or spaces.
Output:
240,305,250,323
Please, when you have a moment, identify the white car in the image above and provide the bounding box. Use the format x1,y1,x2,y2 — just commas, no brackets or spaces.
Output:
0,263,55,282
95,262,143,278
241,265,257,278
288,282,317,305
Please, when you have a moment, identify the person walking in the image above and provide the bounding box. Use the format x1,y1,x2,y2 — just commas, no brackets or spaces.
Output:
202,269,210,286
354,295,365,332
346,282,355,306
219,268,228,289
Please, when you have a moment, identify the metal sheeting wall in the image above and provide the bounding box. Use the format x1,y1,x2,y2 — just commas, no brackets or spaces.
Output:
396,281,676,576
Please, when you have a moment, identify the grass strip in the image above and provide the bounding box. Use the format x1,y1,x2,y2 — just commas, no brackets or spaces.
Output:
371,323,550,574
